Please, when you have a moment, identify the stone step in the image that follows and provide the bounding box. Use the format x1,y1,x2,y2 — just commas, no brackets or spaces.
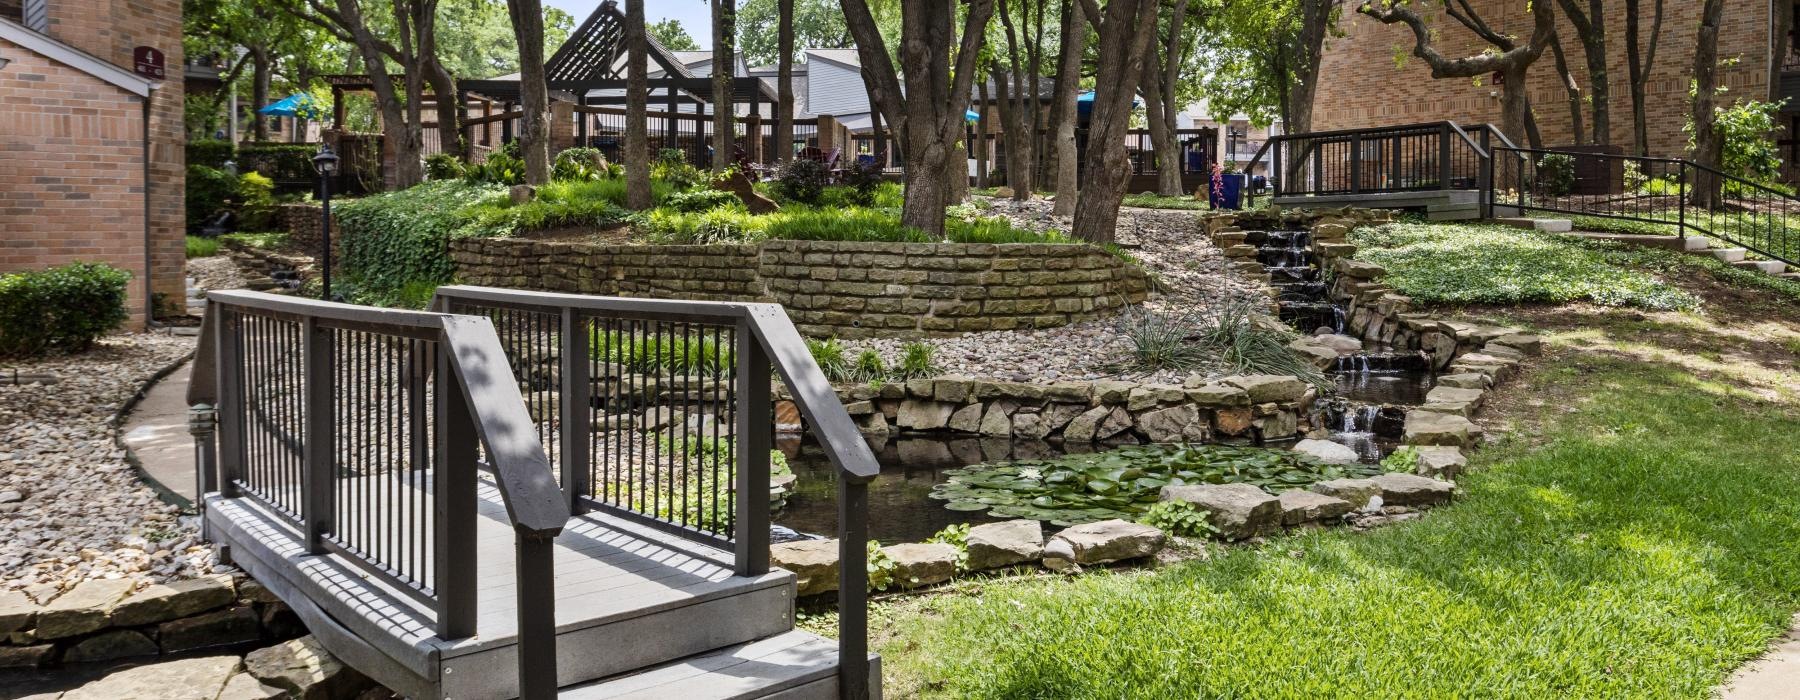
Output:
1733,259,1788,275
1495,217,1572,232
1568,232,1710,252
1779,272,1800,282
556,631,877,699
1710,248,1748,263
1425,203,1481,221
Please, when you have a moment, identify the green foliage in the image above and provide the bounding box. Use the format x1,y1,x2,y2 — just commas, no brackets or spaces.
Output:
898,342,939,380
638,207,766,244
552,147,609,182
653,149,707,190
334,180,504,305
1121,193,1212,210
1688,98,1786,190
1117,307,1207,370
463,151,526,186
662,189,743,214
592,328,735,377
237,144,319,183
236,171,277,230
736,0,851,66
806,337,851,381
1137,500,1219,538
186,139,235,168
1201,300,1328,386
459,179,635,236
425,153,465,181
185,164,240,229
1567,216,1678,237
925,523,972,572
776,159,831,205
853,349,888,383
186,236,221,259
218,231,289,249
1536,153,1576,197
839,160,887,206
0,262,131,357
647,18,701,50
1380,446,1420,474
1349,222,1698,310
867,540,899,592
931,445,1377,526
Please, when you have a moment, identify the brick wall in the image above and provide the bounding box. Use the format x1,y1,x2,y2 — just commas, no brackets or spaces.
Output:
450,239,1151,338
0,37,150,325
1313,0,1774,158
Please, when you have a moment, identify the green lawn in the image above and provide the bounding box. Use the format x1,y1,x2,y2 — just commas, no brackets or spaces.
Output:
832,229,1800,698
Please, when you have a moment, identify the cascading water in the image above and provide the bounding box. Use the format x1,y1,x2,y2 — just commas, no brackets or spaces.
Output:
1254,230,1346,334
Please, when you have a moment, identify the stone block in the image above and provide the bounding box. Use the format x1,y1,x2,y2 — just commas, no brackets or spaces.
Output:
1138,404,1208,443
158,606,261,654
36,578,135,639
947,403,984,433
110,574,236,627
1413,446,1468,479
1371,473,1455,506
1186,383,1251,407
244,636,375,700
1404,411,1481,448
62,655,243,700
1293,439,1360,464
1222,374,1307,403
64,629,160,663
979,403,1016,437
896,400,957,430
1050,520,1166,566
772,539,840,596
1278,490,1353,526
965,520,1045,570
0,643,55,670
0,589,38,636
1160,483,1281,539
881,543,959,588
1309,478,1381,509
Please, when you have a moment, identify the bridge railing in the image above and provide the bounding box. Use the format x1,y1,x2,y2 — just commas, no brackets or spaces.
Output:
187,290,570,699
1244,121,1497,205
433,286,881,699
1490,146,1799,266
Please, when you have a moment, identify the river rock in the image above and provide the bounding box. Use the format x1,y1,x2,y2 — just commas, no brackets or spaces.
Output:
243,636,374,700
772,538,840,596
1413,446,1468,479
896,400,956,430
965,520,1044,570
110,574,236,627
1138,404,1208,443
1062,406,1111,443
1309,478,1381,508
1293,438,1360,465
64,629,159,663
36,578,135,639
62,655,243,700
1160,483,1280,539
1278,490,1353,526
1041,537,1080,573
881,543,959,588
1404,411,1481,447
1222,374,1307,403
946,403,984,433
1372,473,1455,506
1050,519,1166,565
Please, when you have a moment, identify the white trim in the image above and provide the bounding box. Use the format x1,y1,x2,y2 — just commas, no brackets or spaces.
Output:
0,18,155,97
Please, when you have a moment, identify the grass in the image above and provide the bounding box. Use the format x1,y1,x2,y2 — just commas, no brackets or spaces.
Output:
217,231,290,249
185,235,220,258
591,328,734,377
1121,192,1212,210
852,286,1800,697
1351,221,1698,310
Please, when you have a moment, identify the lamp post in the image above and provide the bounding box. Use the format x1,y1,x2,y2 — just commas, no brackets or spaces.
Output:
311,145,339,301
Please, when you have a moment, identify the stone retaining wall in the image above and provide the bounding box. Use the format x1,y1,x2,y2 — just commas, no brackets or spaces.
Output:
450,238,1151,338
0,574,304,672
276,203,338,261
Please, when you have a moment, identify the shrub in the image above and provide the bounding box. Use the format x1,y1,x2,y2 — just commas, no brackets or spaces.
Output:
218,231,289,249
898,342,938,380
186,139,235,169
463,150,526,186
1688,98,1785,190
806,337,851,381
852,349,887,383
237,144,318,183
1138,500,1218,538
425,153,465,180
638,207,764,244
334,180,503,305
186,164,240,229
662,188,741,213
0,262,131,357
592,328,734,377
552,147,609,181
839,160,886,206
1536,153,1576,197
651,148,707,190
776,159,830,205
459,179,635,236
236,171,277,230
186,236,220,259
1117,307,1206,371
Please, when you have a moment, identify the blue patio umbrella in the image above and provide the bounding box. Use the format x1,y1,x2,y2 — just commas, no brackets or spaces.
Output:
258,93,326,119
1076,90,1141,116
966,109,981,122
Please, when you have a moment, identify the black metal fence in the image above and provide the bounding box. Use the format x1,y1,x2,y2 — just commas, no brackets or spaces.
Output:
1491,146,1800,266
191,291,569,698
433,285,880,697
1246,121,1496,199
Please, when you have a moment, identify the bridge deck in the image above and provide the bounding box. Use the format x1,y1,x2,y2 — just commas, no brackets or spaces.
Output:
206,477,812,699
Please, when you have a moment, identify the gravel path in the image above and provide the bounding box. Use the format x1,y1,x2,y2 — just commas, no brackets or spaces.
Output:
0,333,218,593
188,255,250,291
844,198,1269,384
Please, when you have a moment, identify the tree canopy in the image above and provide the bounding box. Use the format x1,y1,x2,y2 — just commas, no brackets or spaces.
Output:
648,18,702,51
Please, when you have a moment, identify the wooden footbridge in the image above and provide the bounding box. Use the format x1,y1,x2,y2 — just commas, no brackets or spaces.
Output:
186,288,880,699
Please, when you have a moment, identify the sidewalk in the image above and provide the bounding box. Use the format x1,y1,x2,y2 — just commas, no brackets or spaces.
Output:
1720,615,1800,699
121,360,196,505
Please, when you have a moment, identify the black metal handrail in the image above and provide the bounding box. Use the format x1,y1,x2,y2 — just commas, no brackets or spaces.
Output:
1489,145,1799,266
1245,120,1498,206
189,290,569,699
433,285,880,699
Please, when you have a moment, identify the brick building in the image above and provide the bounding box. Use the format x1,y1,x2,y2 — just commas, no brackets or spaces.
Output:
1313,0,1792,171
0,0,185,327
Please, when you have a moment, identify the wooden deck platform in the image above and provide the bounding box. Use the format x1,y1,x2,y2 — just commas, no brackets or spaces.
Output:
1273,189,1483,220
207,478,867,699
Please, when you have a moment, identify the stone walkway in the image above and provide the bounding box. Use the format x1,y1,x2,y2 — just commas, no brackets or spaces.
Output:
120,361,196,505
1719,615,1800,698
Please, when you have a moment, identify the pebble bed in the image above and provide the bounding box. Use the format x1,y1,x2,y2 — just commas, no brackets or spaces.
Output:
0,333,217,594
187,255,250,292
847,198,1269,383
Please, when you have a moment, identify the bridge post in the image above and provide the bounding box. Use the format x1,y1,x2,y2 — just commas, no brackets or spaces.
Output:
216,310,242,499
302,317,333,554
1349,134,1362,194
560,308,591,515
435,355,479,639
733,319,771,577
1438,123,1452,190
516,529,558,699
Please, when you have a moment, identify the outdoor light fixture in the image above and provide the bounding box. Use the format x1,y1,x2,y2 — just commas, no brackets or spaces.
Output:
312,145,339,300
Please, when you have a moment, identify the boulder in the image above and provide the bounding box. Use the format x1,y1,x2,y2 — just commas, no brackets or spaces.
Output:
1041,538,1080,573
507,183,536,204
994,186,1016,198
1371,473,1455,506
1096,406,1134,440
1159,484,1280,539
64,629,159,663
896,400,956,430
716,168,780,214
0,589,38,636
1309,478,1381,508
1011,411,1047,439
1404,411,1481,447
1222,375,1307,403
1185,383,1250,407
1287,339,1339,369
965,520,1044,570
244,636,375,700
35,578,135,639
110,574,236,627
881,543,959,588
931,377,976,403
1050,520,1166,565
1062,406,1111,443
979,403,1015,437
772,538,840,596
1213,407,1254,436
1138,404,1208,443
0,643,55,670
62,655,243,700
158,605,261,654
1278,490,1353,526
1090,380,1136,404
1313,333,1365,355
1037,403,1087,434
217,673,289,700
1425,386,1486,409
1413,446,1468,479
1293,439,1360,465
1436,373,1492,390
1335,259,1387,279
946,403,984,433
1490,333,1543,356
858,412,891,439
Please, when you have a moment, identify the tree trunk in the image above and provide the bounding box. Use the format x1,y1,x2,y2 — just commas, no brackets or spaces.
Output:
424,58,461,161
1624,0,1664,156
997,0,1031,198
1689,0,1726,208
1555,0,1611,145
1072,0,1158,244
776,0,794,163
1287,0,1332,137
506,0,551,184
976,80,990,188
712,0,736,172
624,0,652,209
1050,0,1085,216
1148,0,1189,196
1028,0,1048,188
1548,32,1586,145
333,0,423,189
251,47,271,142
